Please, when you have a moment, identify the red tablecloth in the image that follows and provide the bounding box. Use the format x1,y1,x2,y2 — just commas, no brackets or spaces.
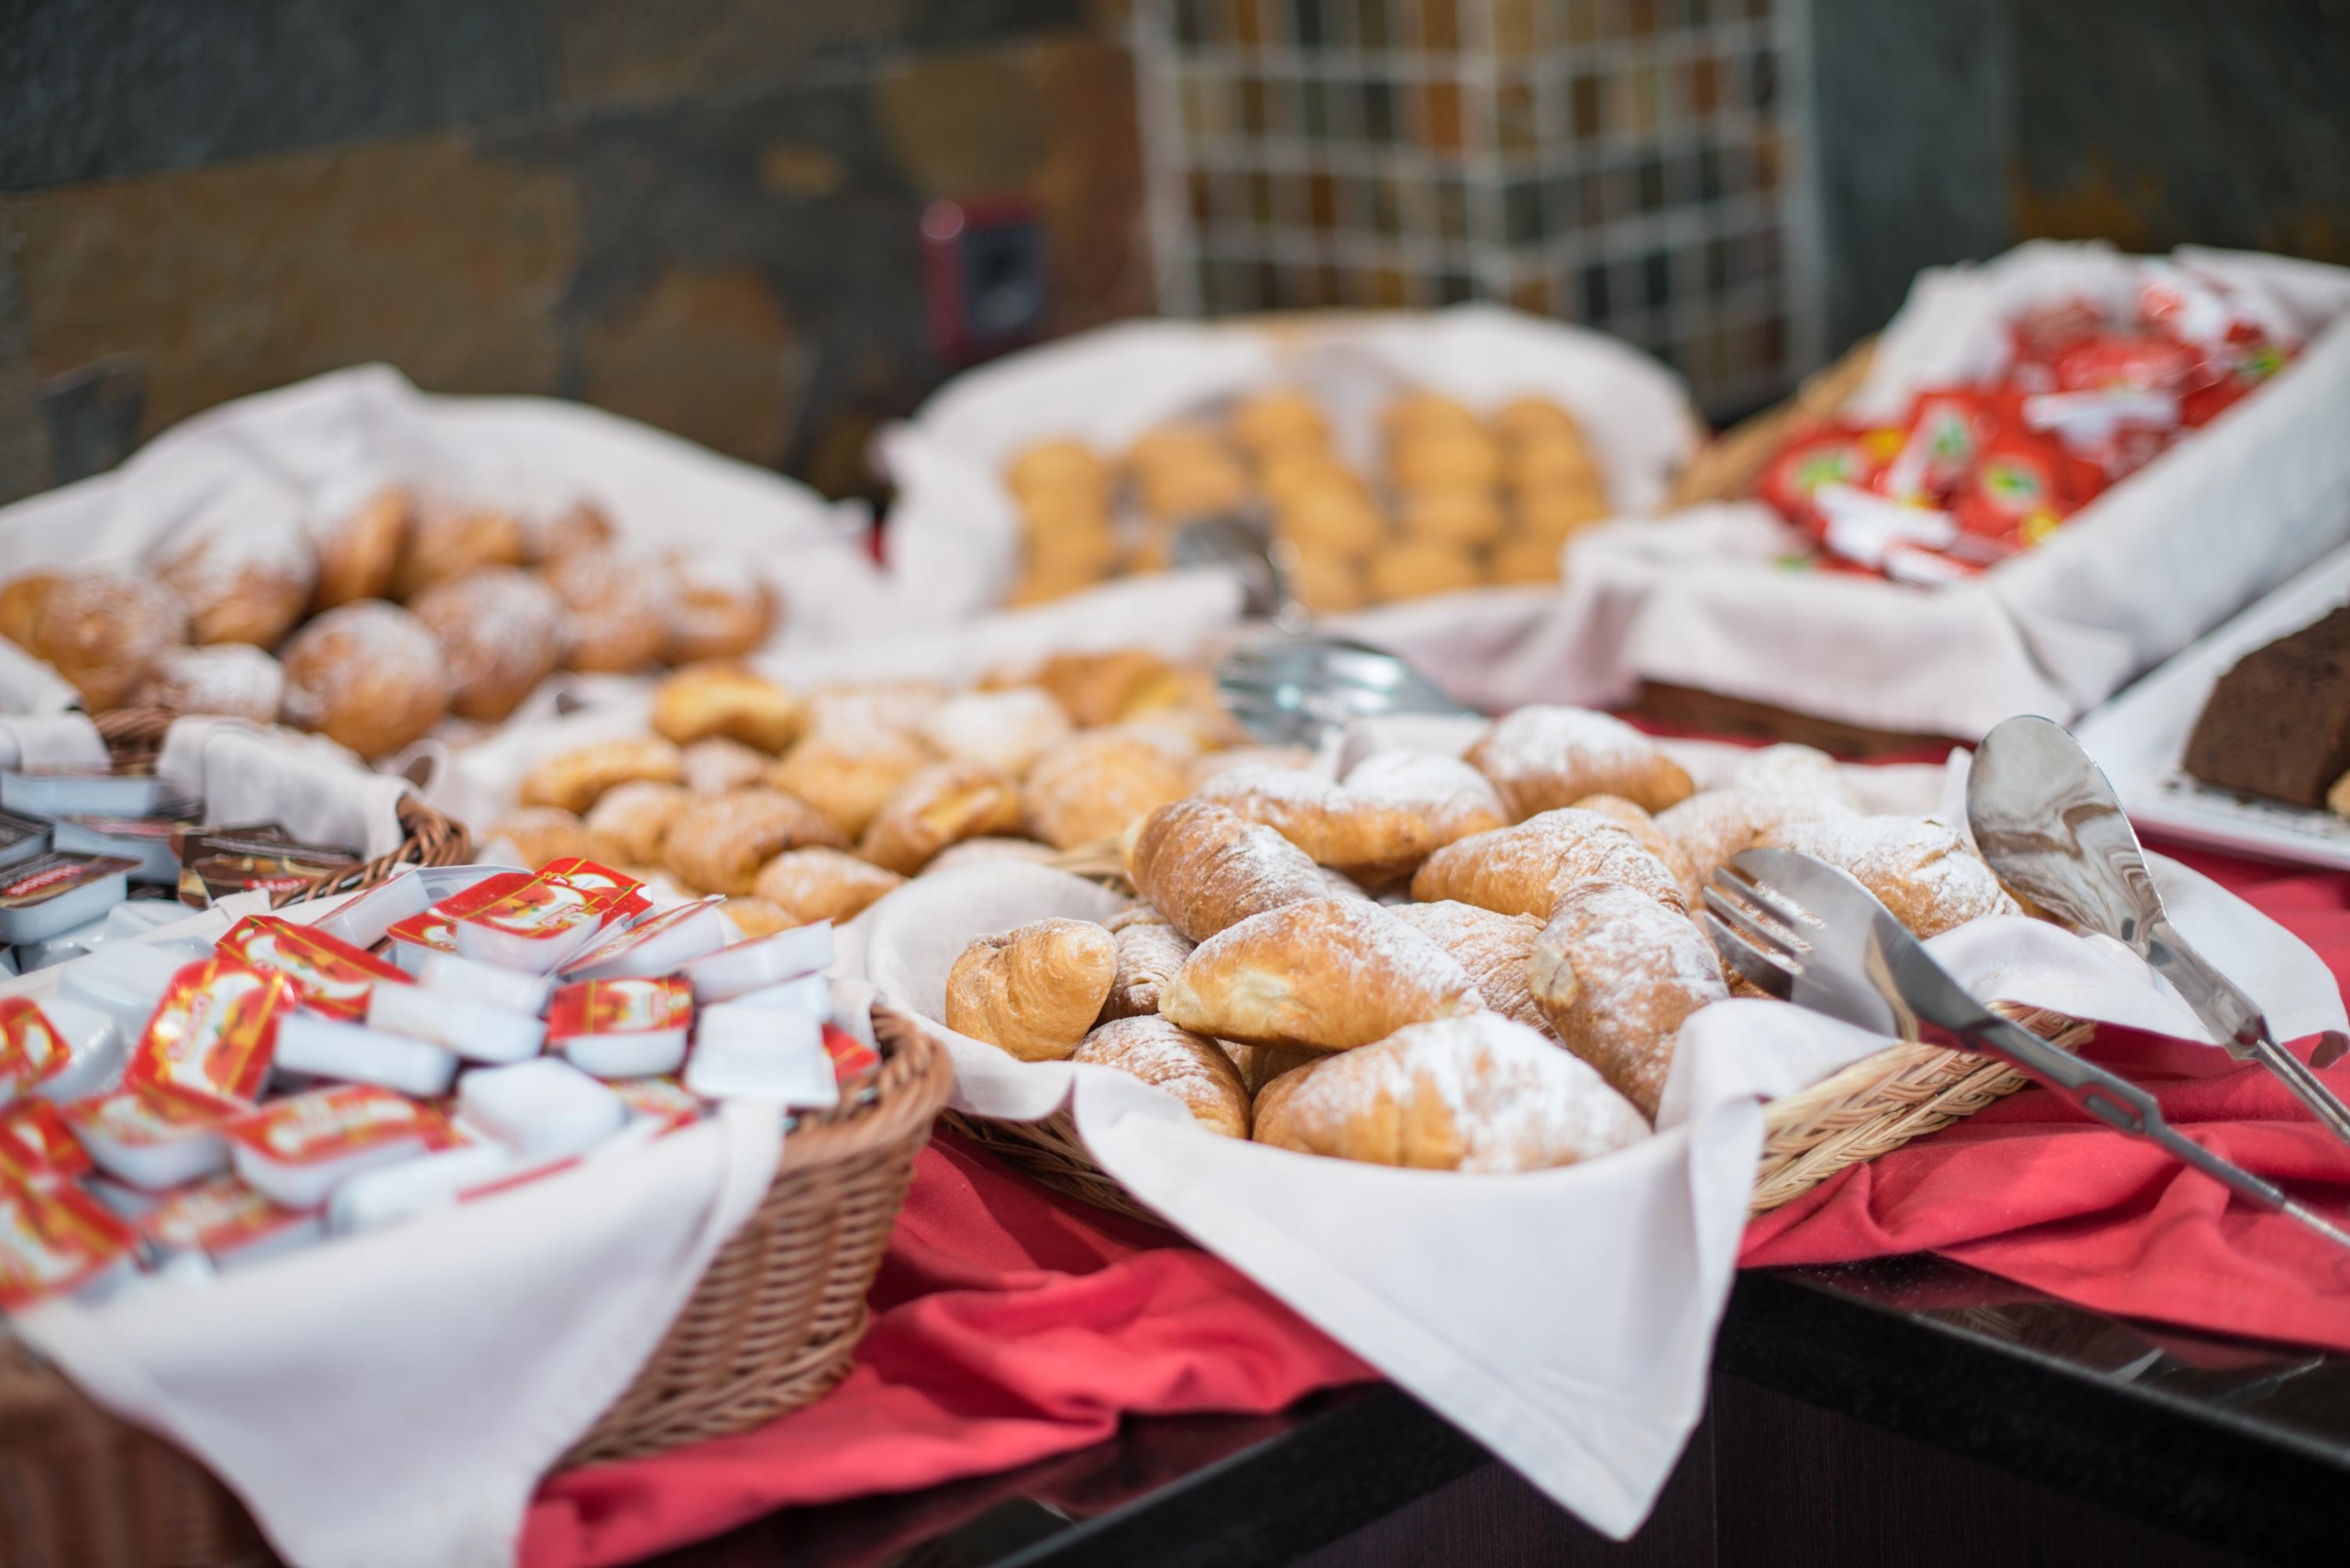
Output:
520,840,2350,1568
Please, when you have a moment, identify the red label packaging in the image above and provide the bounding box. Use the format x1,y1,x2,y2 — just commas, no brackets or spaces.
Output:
454,860,650,974
384,872,536,961
127,958,298,1105
822,1024,881,1089
0,999,80,1098
0,1100,94,1186
217,915,412,1022
0,1174,138,1310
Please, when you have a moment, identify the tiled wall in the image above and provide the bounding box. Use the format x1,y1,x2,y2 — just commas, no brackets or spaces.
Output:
0,0,1148,505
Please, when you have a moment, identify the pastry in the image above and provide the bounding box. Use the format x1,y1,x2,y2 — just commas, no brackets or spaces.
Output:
804,681,948,737
1260,452,1361,512
1654,786,1853,893
1277,488,1386,557
859,761,1028,875
681,737,774,797
917,687,1073,779
1097,920,1196,1022
945,917,1117,1062
1022,649,1174,728
1379,390,1481,445
1515,485,1610,545
1410,807,1687,918
1368,540,1481,602
1227,1043,1319,1098
134,644,284,724
533,500,616,562
1398,488,1506,547
1753,815,2021,939
1008,440,1111,506
752,846,906,925
1487,538,1564,585
1229,390,1328,457
1121,800,1331,942
1384,900,1553,1037
1466,706,1694,817
1569,793,1700,902
1190,745,1318,785
1194,751,1506,879
772,721,939,840
1253,1013,1648,1171
1105,900,1171,931
2181,603,2350,809
1527,879,1730,1118
311,486,409,611
924,837,1059,873
651,663,804,753
31,569,189,711
665,556,775,664
1137,452,1250,523
722,897,797,939
1158,898,1483,1052
661,787,846,895
409,567,565,723
153,514,315,647
1073,1017,1250,1138
488,807,604,870
1020,730,1191,850
278,601,450,758
1507,438,1601,495
518,737,687,815
544,549,676,673
1493,395,1583,445
1724,742,1861,807
1287,550,1368,613
0,572,59,649
392,506,527,601
1391,430,1502,492
583,779,690,865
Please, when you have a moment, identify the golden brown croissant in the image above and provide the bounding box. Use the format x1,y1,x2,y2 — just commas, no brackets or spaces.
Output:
1570,793,1700,902
1021,730,1192,851
752,846,906,926
1157,898,1483,1052
1073,1017,1250,1138
1098,920,1196,1022
1526,878,1729,1119
858,761,1027,875
1121,800,1331,943
660,787,846,895
1383,900,1553,1039
1466,706,1694,818
1653,786,1853,895
944,917,1118,1062
1753,815,2020,939
1194,751,1506,878
1408,807,1686,919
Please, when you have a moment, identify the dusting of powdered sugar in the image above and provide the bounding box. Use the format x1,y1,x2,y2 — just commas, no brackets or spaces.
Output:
280,601,448,728
1128,800,1329,939
1176,897,1481,1048
1467,706,1663,812
1411,807,1684,916
152,509,316,605
1385,900,1552,1036
926,837,1059,873
1724,743,1863,808
917,687,1073,779
1342,750,1509,837
1756,815,2019,936
1102,922,1198,1019
682,736,774,796
410,567,562,701
1530,878,1730,1116
808,681,950,739
1655,787,1854,888
1073,1016,1244,1132
137,643,284,723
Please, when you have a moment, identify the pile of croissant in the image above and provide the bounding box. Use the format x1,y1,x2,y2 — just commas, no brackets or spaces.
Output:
941,697,2025,1175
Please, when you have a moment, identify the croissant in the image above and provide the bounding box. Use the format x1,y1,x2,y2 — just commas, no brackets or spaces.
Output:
1021,730,1192,851
661,787,846,895
858,761,1027,875
1526,879,1729,1119
1409,808,1686,919
1194,751,1507,878
1753,815,2020,939
1073,1017,1250,1137
944,917,1118,1062
1654,786,1853,895
1570,793,1700,902
1466,706,1694,818
751,846,906,926
1121,800,1331,943
1157,898,1483,1052
1098,920,1196,1022
1383,900,1553,1039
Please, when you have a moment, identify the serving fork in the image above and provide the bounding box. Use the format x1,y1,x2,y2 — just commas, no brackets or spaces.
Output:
1704,847,2350,1254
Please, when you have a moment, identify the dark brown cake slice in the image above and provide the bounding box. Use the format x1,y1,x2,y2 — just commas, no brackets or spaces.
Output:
2181,603,2350,808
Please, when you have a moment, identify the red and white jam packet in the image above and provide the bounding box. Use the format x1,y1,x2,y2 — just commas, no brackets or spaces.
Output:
457,1058,627,1161
0,996,125,1105
685,1006,837,1109
0,1099,96,1186
274,1014,460,1098
365,984,543,1065
0,1174,140,1310
680,921,834,1004
224,1084,444,1210
452,859,649,975
560,896,731,982
547,978,693,1080
127,957,297,1105
823,1024,881,1091
309,863,519,951
0,853,140,946
609,1076,706,1133
383,872,535,972
216,915,412,1022
62,1083,245,1191
136,1174,323,1272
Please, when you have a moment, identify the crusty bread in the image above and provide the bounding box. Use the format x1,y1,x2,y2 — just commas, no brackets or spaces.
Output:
1157,898,1484,1052
945,917,1117,1062
1526,879,1729,1119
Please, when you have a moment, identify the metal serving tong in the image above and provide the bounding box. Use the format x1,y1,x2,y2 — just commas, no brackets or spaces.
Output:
1967,715,2350,1144
1214,636,1477,747
1705,848,2350,1254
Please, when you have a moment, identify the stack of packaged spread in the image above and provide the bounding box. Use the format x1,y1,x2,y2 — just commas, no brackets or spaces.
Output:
0,855,872,1312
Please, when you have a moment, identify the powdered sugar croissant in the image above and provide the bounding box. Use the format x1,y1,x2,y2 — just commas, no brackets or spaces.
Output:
1121,800,1330,943
1157,898,1484,1052
1527,879,1728,1119
1409,807,1686,919
944,917,1117,1062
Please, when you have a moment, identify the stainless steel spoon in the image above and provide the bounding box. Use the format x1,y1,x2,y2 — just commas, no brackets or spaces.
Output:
1968,714,2350,1144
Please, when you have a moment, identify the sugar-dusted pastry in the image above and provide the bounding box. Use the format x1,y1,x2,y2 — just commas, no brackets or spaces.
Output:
1507,437,1601,495
583,779,690,866
1195,752,1506,880
651,662,804,753
278,601,450,759
1466,705,1694,818
661,787,846,895
1227,1043,1320,1098
1008,440,1111,506
917,687,1073,780
0,572,59,650
135,644,284,725
1487,538,1564,585
1409,807,1686,918
1391,429,1501,492
722,897,796,939
1380,390,1481,445
1158,898,1483,1052
1398,488,1506,547
518,736,686,815
154,512,316,648
1017,649,1173,729
1229,389,1328,457
805,681,948,737
859,761,1027,876
945,917,1117,1062
1253,1013,1648,1171
1724,742,1862,808
1121,800,1331,943
1515,485,1610,545
1021,729,1192,851
664,556,775,664
33,569,190,712
1276,487,1386,557
409,567,565,723
772,720,939,841
543,548,675,673
312,486,409,611
488,808,605,870
1190,745,1317,785
1384,900,1553,1038
1493,395,1582,445
1098,920,1196,1022
752,846,906,925
1570,793,1699,902
1654,786,1852,894
1368,539,1481,602
1753,815,2021,939
392,506,527,601
1105,900,1171,930
532,499,616,562
1073,1017,1250,1138
1527,879,1730,1118
681,737,774,797
924,837,1059,874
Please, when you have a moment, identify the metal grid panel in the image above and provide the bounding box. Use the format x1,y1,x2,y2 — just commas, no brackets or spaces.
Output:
1136,0,1823,414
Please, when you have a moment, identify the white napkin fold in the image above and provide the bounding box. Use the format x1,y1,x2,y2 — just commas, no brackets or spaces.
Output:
156,718,412,858
0,712,108,771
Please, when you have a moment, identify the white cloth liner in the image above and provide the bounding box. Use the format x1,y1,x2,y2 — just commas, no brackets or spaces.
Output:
155,718,413,860
846,735,2349,1541
1,887,789,1568
0,713,110,773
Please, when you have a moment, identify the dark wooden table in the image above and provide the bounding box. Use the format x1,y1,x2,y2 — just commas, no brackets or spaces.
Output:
648,1254,2347,1566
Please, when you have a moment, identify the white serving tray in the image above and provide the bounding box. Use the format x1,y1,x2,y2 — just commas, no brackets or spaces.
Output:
2076,538,2350,869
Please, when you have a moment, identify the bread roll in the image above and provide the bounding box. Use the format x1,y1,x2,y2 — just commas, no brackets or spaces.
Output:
312,487,409,611
394,506,526,600
772,721,939,840
665,557,775,663
135,644,283,724
1752,815,2020,939
1193,752,1507,879
544,548,673,673
916,687,1073,780
533,499,616,562
1121,800,1331,943
409,567,564,722
681,737,772,797
1252,1013,1648,1171
1466,706,1694,818
1398,487,1506,546
1527,879,1729,1118
278,601,449,758
945,917,1117,1062
1098,920,1196,1022
1229,390,1328,457
1158,898,1483,1052
652,663,805,753
1391,430,1502,491
1410,808,1686,918
518,738,686,815
662,788,847,895
1570,793,1699,902
1021,731,1191,851
583,779,690,865
752,846,906,925
1384,900,1553,1038
154,514,315,648
32,569,189,712
1073,1017,1250,1137
859,761,1027,876
1380,390,1481,445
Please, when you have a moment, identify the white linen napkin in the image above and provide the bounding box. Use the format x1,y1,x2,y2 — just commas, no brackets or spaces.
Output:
0,712,108,771
155,717,413,858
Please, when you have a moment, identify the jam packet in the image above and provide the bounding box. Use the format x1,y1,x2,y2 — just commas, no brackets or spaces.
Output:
136,1174,323,1272
126,957,297,1104
547,978,693,1080
0,1098,96,1185
225,1084,444,1210
0,996,125,1105
383,872,535,970
453,859,649,974
61,1082,245,1191
0,1174,140,1310
217,915,412,1022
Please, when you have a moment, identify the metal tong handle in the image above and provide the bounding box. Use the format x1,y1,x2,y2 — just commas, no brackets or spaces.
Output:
2142,917,2350,1145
